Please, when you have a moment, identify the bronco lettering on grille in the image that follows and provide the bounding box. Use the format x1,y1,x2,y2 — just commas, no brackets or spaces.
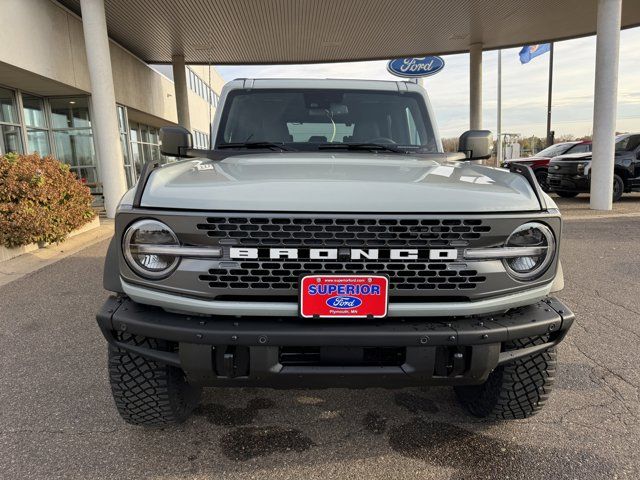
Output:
229,247,458,261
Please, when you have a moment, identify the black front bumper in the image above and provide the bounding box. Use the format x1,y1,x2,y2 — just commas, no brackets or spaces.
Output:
97,296,574,388
548,173,590,192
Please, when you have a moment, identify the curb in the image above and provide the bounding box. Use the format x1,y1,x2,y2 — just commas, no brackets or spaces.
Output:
0,217,102,263
0,219,114,289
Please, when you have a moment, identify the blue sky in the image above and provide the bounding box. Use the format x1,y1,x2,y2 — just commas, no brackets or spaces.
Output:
212,26,640,139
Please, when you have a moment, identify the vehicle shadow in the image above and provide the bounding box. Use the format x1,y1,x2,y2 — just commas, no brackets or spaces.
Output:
122,386,615,480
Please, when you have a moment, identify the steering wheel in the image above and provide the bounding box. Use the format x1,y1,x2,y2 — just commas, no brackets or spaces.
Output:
367,137,396,144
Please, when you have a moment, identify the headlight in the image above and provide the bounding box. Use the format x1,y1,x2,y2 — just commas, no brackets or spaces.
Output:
123,219,180,279
503,222,556,280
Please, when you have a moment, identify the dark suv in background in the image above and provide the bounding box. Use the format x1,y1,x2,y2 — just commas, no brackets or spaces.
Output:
548,134,640,201
502,141,592,192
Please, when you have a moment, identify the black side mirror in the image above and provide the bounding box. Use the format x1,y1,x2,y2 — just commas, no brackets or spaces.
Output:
458,130,493,160
160,126,192,157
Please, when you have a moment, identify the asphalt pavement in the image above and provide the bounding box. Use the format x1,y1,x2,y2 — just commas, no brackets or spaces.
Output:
1,201,639,479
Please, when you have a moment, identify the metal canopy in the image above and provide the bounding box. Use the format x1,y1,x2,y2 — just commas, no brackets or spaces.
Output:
58,0,640,64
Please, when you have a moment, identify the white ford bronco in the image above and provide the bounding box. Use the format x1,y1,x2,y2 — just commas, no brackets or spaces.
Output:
98,79,572,426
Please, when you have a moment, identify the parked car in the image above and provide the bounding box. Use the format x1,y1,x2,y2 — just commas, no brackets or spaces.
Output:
97,79,572,426
548,133,640,201
502,141,592,192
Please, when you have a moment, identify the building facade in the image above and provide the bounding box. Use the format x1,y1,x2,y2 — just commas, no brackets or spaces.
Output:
0,0,224,206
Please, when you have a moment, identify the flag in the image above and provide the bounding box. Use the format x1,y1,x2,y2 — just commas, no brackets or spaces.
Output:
519,44,551,64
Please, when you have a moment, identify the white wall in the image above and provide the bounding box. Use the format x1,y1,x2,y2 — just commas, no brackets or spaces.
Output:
0,0,177,124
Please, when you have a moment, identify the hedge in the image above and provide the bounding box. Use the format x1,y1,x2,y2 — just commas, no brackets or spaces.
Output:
0,153,96,248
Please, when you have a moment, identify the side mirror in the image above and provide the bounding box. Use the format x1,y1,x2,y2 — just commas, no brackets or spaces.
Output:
160,126,192,157
458,130,493,160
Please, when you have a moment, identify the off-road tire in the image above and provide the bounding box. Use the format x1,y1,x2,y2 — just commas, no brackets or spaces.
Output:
108,333,201,426
556,191,579,198
612,173,624,202
454,337,557,420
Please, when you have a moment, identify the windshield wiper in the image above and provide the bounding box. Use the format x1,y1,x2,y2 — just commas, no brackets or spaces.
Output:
217,142,295,151
317,143,404,153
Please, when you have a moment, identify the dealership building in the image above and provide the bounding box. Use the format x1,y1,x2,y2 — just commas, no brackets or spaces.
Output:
0,0,224,208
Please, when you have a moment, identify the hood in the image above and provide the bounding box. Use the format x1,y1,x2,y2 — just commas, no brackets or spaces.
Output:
549,152,592,163
140,152,541,213
503,156,548,163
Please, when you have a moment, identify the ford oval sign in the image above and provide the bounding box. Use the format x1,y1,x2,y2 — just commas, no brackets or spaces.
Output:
387,56,445,78
326,296,363,309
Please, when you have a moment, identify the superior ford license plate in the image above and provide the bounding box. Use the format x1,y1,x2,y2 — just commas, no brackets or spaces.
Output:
299,275,389,318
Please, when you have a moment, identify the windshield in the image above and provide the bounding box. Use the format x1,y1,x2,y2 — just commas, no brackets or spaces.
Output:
216,89,438,152
615,135,640,152
535,143,574,158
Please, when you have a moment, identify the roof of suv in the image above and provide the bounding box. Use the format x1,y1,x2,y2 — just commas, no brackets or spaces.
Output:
228,78,421,92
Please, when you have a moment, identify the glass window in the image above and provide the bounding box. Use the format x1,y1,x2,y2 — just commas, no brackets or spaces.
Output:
1,125,23,154
567,143,591,154
218,89,437,151
149,127,159,144
117,105,137,187
22,95,47,128
22,94,51,155
53,129,96,167
0,87,19,124
49,97,91,129
128,119,171,170
26,130,50,156
49,96,97,189
615,135,640,152
0,87,23,154
535,142,574,158
129,122,140,143
139,123,150,143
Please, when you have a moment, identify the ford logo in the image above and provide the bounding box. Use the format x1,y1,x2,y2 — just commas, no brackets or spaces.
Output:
326,296,363,309
387,56,445,78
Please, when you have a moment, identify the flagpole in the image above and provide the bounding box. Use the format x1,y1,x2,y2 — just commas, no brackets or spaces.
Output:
546,42,554,147
496,49,502,167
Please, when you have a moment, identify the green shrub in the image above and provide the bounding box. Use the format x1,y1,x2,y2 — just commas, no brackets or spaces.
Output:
0,153,96,248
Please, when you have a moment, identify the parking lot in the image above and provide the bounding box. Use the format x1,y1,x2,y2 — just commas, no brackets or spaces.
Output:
1,196,639,480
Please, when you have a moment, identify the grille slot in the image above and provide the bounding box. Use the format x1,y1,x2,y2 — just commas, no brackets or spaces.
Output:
199,261,487,292
197,217,491,247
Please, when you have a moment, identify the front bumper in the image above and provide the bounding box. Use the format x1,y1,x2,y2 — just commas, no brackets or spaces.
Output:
548,173,590,192
97,296,574,388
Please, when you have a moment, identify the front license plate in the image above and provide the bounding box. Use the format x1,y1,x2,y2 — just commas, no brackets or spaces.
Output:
299,274,389,318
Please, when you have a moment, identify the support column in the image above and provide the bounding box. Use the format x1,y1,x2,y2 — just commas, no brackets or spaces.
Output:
80,0,127,218
172,55,191,131
496,49,502,167
590,0,622,211
469,43,483,130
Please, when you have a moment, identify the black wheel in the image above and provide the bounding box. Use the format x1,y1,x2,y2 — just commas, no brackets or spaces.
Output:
612,173,624,202
454,337,557,420
556,191,579,198
534,169,549,192
108,333,202,426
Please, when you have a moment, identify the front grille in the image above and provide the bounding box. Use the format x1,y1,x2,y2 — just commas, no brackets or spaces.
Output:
193,215,494,295
199,260,487,292
197,216,491,248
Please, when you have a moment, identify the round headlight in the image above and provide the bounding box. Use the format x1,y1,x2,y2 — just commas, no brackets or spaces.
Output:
503,222,555,281
123,219,180,279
